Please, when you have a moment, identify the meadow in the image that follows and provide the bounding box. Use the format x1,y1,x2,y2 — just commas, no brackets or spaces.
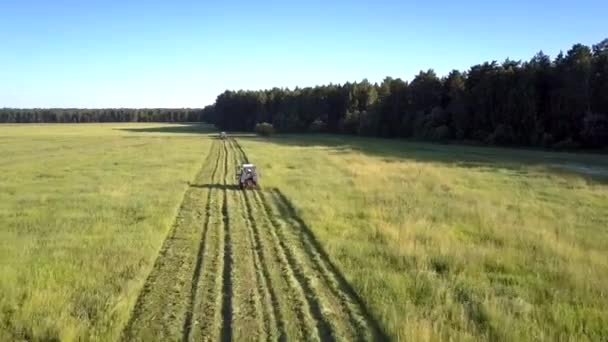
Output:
1,123,608,341
0,124,212,341
240,134,608,341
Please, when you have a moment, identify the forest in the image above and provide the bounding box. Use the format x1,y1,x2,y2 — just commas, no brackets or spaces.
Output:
206,39,608,148
2,39,607,148
0,108,204,123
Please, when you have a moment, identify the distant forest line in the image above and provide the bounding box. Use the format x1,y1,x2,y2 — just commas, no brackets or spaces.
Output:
0,108,204,123
3,39,608,148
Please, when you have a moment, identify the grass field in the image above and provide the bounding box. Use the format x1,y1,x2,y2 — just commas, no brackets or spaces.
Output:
0,124,212,341
239,134,608,341
1,124,608,341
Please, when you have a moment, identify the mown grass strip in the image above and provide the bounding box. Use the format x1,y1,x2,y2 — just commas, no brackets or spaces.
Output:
121,140,220,341
228,141,273,340
228,139,316,338
182,141,223,341
270,189,389,341
229,139,286,340
254,190,336,341
261,190,356,340
242,191,288,341
245,190,316,339
232,137,389,341
226,144,268,339
191,141,226,341
220,141,234,342
232,138,328,340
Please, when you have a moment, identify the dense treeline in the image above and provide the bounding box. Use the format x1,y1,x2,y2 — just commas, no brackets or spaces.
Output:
0,108,204,123
205,39,608,148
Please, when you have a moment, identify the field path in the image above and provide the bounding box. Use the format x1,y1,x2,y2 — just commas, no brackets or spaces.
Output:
121,138,386,341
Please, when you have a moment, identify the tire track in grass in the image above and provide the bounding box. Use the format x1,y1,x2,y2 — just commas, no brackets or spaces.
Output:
232,139,250,163
182,140,223,341
229,139,286,341
121,141,221,342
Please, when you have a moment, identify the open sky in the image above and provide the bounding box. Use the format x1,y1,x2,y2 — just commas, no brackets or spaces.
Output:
1,0,606,108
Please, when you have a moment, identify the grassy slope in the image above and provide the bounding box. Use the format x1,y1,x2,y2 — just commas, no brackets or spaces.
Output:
0,124,211,341
240,134,608,341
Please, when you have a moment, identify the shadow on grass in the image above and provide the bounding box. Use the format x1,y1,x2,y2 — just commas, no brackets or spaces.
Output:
269,187,390,341
122,123,608,184
247,134,608,185
116,123,216,135
189,183,241,191
117,123,257,139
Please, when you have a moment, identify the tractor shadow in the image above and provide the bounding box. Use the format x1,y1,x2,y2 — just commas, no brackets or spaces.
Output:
116,123,216,134
189,183,241,191
116,123,255,139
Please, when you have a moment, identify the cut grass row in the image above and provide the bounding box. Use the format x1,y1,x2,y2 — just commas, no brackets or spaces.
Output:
121,135,223,341
122,137,383,341
229,138,385,341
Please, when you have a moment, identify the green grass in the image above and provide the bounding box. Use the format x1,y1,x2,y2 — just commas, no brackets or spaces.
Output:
0,123,212,341
122,138,384,341
1,124,608,341
239,134,608,341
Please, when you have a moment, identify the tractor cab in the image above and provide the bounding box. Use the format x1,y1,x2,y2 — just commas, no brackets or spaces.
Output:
237,163,259,189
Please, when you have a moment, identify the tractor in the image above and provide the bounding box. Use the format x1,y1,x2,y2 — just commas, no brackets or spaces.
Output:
220,131,227,139
237,163,259,189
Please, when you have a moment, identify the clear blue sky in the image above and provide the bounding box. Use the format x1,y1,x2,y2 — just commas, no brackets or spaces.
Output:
1,0,605,108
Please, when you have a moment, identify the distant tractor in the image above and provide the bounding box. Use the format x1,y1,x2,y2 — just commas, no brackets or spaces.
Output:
220,131,227,139
237,163,259,189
